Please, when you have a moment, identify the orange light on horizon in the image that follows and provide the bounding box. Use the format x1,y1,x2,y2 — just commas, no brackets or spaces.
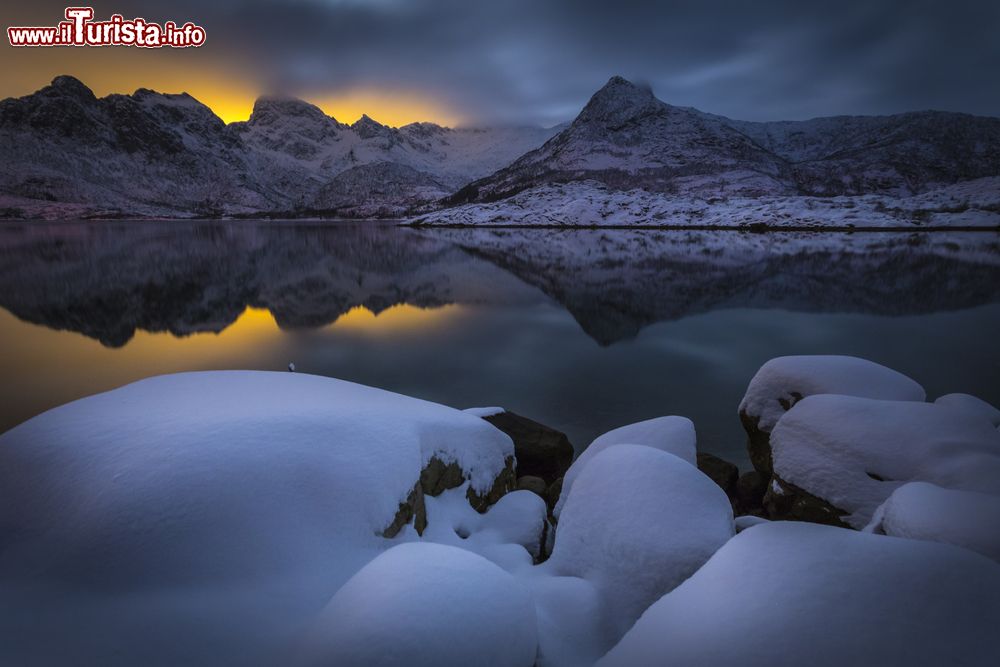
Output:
0,51,465,127
327,303,462,334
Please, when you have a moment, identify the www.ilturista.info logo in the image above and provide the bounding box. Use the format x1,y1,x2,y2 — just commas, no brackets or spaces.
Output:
8,7,206,48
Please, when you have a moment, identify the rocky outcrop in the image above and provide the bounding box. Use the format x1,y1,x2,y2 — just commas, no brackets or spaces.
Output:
381,481,427,538
482,410,574,485
734,470,769,517
383,453,518,536
762,475,851,528
696,452,739,500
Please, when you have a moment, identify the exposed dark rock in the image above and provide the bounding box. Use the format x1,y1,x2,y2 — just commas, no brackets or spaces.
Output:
544,477,564,517
763,475,851,528
420,456,467,497
696,452,739,499
740,409,775,475
381,481,426,538
517,475,548,497
467,456,517,512
483,411,574,485
735,470,769,516
383,453,517,535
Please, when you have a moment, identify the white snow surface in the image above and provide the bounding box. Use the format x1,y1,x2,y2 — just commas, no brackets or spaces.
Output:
554,416,696,517
547,445,734,642
464,406,507,417
734,515,771,532
865,481,1000,562
771,394,1000,528
411,178,1000,228
303,542,538,667
420,487,548,566
934,393,1000,427
598,521,1000,667
0,371,513,665
740,354,926,432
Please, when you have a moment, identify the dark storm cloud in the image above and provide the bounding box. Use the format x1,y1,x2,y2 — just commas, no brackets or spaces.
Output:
12,0,1000,124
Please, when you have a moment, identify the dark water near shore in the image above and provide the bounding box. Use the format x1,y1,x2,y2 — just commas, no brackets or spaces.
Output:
1,220,999,466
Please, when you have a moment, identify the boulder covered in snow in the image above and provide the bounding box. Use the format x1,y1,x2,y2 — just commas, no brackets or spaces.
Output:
548,444,734,641
0,372,514,665
598,522,1000,667
769,394,1000,528
739,355,925,474
554,416,696,517
865,481,1000,562
303,542,538,667
934,393,1000,428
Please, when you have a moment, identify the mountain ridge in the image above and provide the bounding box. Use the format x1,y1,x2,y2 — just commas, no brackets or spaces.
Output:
448,76,1000,205
2,75,998,219
0,76,559,218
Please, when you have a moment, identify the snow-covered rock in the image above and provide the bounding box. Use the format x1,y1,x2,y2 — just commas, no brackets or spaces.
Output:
741,355,926,433
739,355,925,473
527,574,613,667
0,371,514,665
548,444,734,641
770,394,1000,528
934,393,1000,427
598,522,1000,667
554,416,695,517
303,542,537,667
865,482,1000,562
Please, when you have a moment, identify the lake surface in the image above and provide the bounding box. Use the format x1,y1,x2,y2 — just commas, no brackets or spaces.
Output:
1,220,999,466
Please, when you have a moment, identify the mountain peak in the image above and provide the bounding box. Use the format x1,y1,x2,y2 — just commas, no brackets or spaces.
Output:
352,114,392,139
576,76,660,126
249,96,336,127
46,75,96,102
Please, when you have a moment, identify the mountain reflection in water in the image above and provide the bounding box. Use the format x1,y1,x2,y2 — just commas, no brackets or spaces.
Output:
1,220,998,464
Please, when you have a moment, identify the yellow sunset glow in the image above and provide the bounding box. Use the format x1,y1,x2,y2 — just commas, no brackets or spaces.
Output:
0,302,461,428
329,304,462,333
0,48,463,126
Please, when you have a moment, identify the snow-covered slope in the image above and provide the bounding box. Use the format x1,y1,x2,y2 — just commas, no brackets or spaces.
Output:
0,76,558,218
598,522,1000,667
450,76,1000,206
4,74,998,220
450,77,792,202
413,177,1000,228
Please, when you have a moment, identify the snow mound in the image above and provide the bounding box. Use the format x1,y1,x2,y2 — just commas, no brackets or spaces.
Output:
734,515,770,532
934,393,1000,427
0,371,513,664
303,542,537,667
527,575,613,667
770,394,1000,528
740,355,926,432
554,416,696,517
548,444,733,641
865,482,1000,562
598,522,1000,667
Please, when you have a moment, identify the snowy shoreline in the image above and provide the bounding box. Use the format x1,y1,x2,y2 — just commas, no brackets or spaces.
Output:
1,356,998,665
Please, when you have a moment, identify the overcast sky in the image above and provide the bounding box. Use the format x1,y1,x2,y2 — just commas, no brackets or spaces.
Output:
3,0,999,126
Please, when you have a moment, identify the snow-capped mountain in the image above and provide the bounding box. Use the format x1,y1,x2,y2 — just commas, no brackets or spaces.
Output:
2,74,998,219
0,76,559,218
450,76,1000,204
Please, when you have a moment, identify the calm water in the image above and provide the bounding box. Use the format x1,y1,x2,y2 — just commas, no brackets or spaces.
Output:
1,220,999,466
